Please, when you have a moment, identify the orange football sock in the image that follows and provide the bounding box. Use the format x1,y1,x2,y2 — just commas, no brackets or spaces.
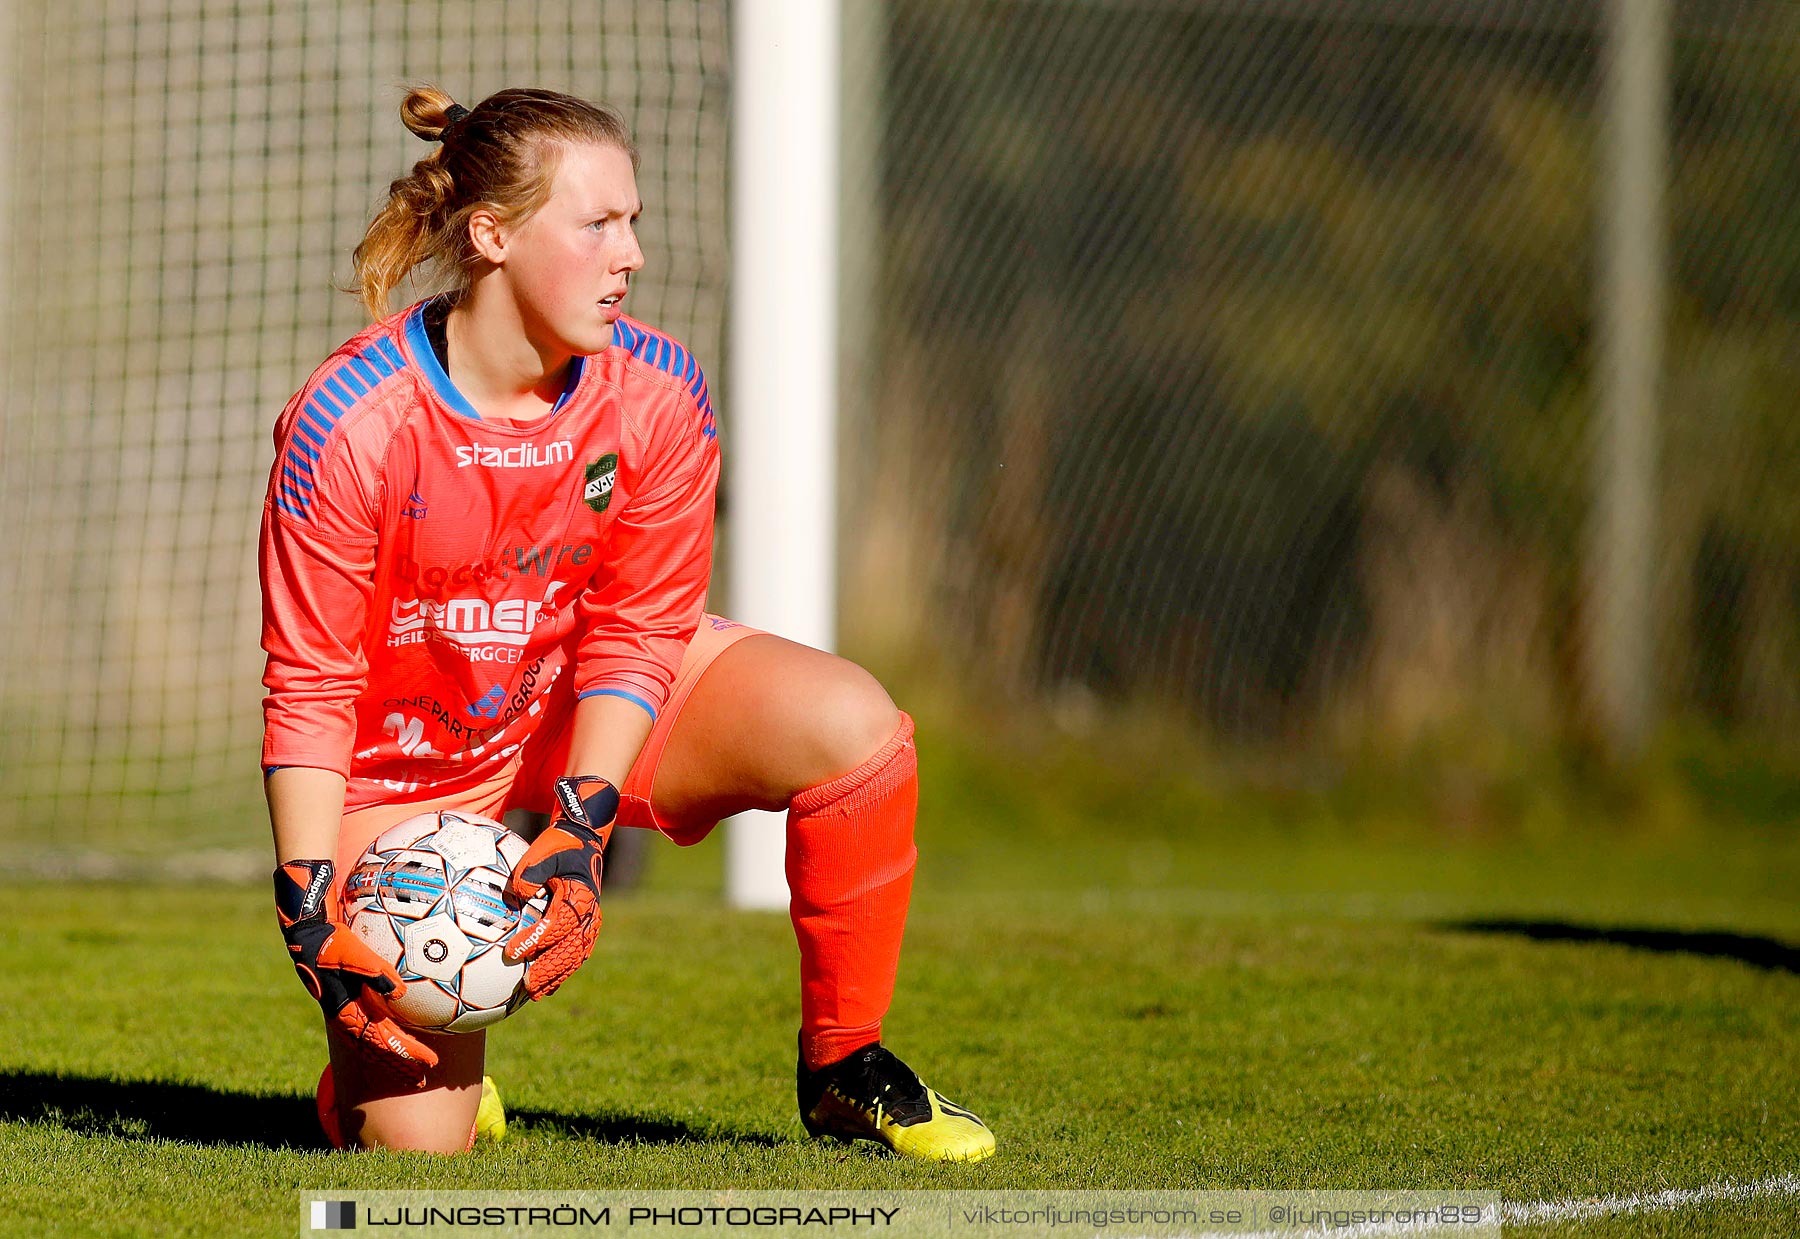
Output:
786,712,919,1072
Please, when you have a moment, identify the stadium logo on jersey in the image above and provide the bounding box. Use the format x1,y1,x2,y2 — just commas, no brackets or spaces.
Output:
584,453,619,513
454,440,575,469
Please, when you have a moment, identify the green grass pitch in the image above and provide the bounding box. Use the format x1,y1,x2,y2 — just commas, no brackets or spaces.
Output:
2,732,1798,1237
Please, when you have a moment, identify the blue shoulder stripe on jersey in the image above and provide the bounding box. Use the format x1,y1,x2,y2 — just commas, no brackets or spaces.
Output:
294,407,331,451
326,371,365,405
349,354,385,388
297,393,334,431
612,319,717,441
277,336,403,519
314,384,353,418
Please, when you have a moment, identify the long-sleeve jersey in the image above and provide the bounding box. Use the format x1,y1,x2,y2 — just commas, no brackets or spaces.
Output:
260,299,720,808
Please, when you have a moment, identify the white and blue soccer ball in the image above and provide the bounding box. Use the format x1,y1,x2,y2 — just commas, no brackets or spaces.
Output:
344,810,549,1033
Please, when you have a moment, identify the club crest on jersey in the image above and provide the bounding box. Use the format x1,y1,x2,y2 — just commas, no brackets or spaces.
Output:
583,453,619,513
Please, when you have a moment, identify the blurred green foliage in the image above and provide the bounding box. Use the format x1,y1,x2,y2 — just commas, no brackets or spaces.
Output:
856,3,1800,757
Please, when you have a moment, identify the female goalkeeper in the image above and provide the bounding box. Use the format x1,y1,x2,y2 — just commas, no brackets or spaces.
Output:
260,86,993,1161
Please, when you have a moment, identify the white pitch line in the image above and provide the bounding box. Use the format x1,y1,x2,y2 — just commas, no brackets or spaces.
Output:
1175,1173,1800,1239
1501,1171,1800,1227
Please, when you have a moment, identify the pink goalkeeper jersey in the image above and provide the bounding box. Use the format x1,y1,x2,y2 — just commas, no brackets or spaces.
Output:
260,300,719,808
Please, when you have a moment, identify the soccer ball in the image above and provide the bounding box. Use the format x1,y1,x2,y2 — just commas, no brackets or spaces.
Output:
343,810,550,1033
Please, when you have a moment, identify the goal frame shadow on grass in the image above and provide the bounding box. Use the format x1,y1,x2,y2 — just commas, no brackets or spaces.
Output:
1438,919,1800,974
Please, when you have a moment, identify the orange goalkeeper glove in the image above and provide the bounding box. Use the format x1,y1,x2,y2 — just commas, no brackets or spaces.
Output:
502,775,618,999
275,859,438,1088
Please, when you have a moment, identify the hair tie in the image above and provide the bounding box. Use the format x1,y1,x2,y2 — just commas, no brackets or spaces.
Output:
435,103,471,141
416,102,471,143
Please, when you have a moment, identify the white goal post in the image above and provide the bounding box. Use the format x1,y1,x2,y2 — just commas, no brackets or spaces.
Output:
724,0,842,909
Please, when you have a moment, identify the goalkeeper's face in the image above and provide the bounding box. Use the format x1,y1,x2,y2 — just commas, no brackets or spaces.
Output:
498,141,644,359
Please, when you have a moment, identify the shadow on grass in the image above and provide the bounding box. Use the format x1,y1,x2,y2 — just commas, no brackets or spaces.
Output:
0,1071,326,1150
1443,919,1800,974
509,1107,782,1148
0,1071,778,1150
